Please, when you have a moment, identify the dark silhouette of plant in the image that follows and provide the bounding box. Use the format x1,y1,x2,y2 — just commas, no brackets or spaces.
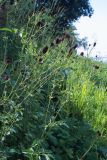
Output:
35,0,93,30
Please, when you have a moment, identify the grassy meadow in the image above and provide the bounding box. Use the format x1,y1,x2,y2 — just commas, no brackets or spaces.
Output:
0,1,107,160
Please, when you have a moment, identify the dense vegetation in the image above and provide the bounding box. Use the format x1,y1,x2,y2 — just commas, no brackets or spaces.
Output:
0,1,107,160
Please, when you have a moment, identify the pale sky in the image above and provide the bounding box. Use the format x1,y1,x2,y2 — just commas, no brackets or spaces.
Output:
75,0,107,60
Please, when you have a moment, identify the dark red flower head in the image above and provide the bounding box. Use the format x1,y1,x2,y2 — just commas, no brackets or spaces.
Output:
50,42,55,47
55,37,62,45
2,73,10,81
80,52,84,56
39,58,43,64
63,32,71,40
67,47,73,57
93,42,96,47
5,57,12,64
42,46,48,54
96,131,101,137
94,65,99,69
73,44,78,49
36,21,45,28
